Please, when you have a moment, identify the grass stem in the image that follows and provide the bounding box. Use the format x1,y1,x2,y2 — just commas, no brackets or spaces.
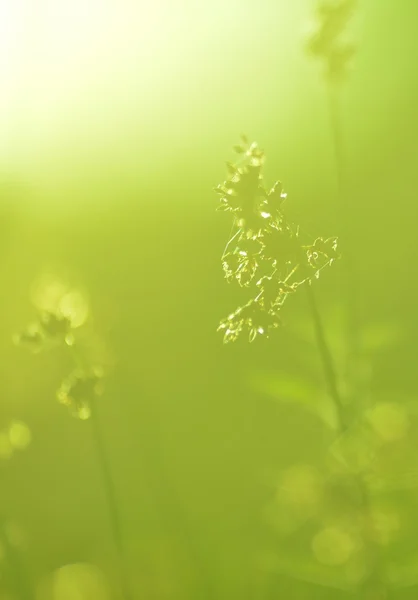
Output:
89,397,133,600
68,343,132,599
304,280,346,432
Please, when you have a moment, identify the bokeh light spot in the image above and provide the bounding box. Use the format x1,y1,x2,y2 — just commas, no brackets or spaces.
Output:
278,464,323,517
8,420,32,450
59,290,89,328
312,526,357,566
52,563,110,600
367,402,408,442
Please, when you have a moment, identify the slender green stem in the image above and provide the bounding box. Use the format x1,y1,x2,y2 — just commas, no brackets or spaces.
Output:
326,83,359,396
327,84,345,205
304,280,346,432
0,516,34,600
67,343,132,599
325,84,385,599
221,225,241,259
304,281,386,598
89,398,132,600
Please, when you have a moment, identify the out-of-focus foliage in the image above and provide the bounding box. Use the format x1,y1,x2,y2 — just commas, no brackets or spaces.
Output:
251,301,418,595
14,278,107,420
306,0,357,83
57,367,104,420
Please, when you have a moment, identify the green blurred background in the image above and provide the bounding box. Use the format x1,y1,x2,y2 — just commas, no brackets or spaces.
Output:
1,0,418,598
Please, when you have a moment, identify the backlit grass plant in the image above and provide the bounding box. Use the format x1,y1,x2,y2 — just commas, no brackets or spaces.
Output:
213,3,418,598
215,136,339,345
306,0,357,84
214,138,408,598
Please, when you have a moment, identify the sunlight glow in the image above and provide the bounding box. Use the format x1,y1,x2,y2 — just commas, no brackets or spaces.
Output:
278,465,323,517
367,403,408,442
0,0,305,212
52,563,110,600
9,421,32,450
312,526,358,566
0,0,27,161
0,0,174,168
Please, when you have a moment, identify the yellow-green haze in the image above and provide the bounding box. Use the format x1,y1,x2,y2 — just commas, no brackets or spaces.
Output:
1,0,418,598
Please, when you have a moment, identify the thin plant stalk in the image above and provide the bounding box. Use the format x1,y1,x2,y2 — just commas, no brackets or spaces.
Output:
304,280,346,431
68,344,132,600
326,85,345,202
326,82,360,398
89,398,133,600
326,84,387,597
300,76,384,586
304,265,385,598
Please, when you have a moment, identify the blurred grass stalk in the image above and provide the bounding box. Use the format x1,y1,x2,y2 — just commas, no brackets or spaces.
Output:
303,280,385,598
326,79,360,397
311,3,386,593
88,398,133,600
67,344,133,600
